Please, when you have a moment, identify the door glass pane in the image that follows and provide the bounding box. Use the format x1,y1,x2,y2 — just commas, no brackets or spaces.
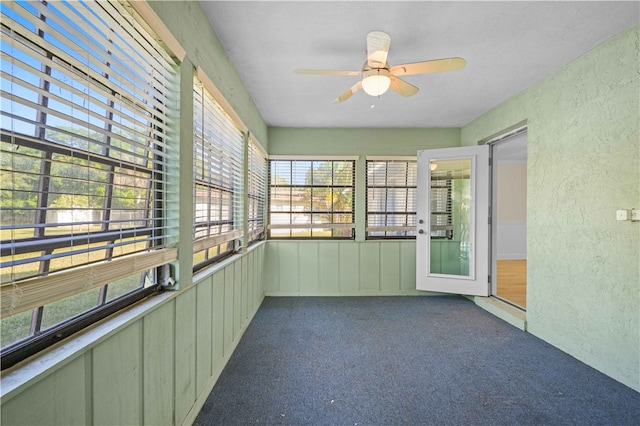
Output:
429,158,472,277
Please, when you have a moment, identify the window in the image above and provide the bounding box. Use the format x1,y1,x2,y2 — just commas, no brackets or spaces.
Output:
193,76,244,270
269,159,355,238
0,0,179,368
247,137,267,244
366,158,417,238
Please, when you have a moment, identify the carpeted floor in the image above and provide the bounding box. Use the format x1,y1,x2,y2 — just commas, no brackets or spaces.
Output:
194,296,640,425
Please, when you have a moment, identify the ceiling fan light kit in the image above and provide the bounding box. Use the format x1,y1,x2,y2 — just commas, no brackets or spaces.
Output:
362,68,391,96
294,30,466,103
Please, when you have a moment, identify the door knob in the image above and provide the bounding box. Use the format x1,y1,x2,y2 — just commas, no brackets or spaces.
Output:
418,229,424,234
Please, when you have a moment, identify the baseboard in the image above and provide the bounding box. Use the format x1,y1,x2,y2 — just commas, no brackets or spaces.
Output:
470,296,527,331
497,255,527,260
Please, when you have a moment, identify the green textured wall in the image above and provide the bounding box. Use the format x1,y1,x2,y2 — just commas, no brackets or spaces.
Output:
269,127,459,156
462,24,640,391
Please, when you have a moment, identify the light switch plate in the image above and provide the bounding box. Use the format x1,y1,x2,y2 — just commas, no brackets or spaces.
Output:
632,209,640,221
616,209,630,221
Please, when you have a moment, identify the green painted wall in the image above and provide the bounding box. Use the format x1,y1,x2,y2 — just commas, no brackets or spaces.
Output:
265,241,423,296
462,24,640,391
269,127,459,156
265,127,460,296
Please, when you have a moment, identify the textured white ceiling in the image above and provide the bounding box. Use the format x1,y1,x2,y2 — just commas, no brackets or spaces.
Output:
199,1,638,128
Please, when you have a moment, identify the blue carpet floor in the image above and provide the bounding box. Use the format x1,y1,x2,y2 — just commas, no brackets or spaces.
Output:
194,296,639,425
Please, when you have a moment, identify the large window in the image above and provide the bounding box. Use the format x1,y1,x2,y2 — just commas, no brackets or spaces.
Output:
0,0,178,368
247,137,267,244
193,76,244,270
366,158,417,238
269,159,355,238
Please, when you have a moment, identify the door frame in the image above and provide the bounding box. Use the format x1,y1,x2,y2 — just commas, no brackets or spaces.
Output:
484,126,528,307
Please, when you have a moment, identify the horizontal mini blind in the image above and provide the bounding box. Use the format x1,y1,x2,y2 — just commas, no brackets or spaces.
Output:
269,159,355,238
366,158,417,238
193,76,244,270
430,166,470,239
247,136,267,244
0,0,179,345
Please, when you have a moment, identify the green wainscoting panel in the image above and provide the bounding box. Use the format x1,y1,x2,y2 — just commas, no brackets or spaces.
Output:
278,243,300,293
241,256,249,323
1,355,87,425
174,287,197,424
360,242,381,291
265,241,425,296
264,242,280,293
196,275,214,393
339,244,360,294
212,271,225,360
184,247,266,424
399,243,418,292
318,242,341,294
380,242,401,293
233,260,243,338
298,242,320,293
143,302,175,426
223,266,235,353
93,323,142,425
247,252,256,311
248,246,264,312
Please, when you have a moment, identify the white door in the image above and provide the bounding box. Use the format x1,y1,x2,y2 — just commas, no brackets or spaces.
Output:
416,145,490,296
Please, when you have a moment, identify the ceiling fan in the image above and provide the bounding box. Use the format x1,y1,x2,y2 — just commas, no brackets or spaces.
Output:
294,31,466,103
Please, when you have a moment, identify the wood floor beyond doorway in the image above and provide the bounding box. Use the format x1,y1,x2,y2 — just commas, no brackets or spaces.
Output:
496,259,527,309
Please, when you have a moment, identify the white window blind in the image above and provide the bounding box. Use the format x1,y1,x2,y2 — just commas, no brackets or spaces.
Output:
269,159,355,238
366,158,417,238
430,167,468,239
193,76,244,270
247,136,267,244
0,0,179,358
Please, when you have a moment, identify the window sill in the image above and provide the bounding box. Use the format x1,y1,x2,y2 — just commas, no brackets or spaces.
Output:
192,241,266,284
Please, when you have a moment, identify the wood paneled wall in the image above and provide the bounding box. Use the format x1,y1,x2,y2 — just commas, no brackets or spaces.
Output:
265,240,426,296
1,239,426,426
0,244,265,426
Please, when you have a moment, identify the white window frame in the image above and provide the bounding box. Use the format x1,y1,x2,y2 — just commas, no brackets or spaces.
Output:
365,156,417,239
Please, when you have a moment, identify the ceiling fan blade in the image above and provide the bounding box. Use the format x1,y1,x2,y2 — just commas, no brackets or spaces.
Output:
334,81,363,103
367,30,391,69
389,76,419,97
391,57,466,76
295,69,361,76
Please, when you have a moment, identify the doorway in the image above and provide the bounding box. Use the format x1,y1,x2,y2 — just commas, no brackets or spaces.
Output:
490,130,527,309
